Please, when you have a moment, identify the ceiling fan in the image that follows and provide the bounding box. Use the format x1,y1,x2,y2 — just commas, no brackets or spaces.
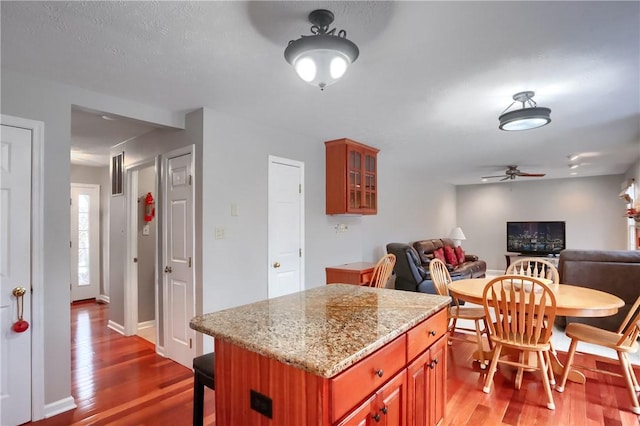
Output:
482,165,546,181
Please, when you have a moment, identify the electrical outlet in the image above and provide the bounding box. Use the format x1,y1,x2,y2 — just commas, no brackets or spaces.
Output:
231,203,239,216
214,226,225,239
334,224,348,233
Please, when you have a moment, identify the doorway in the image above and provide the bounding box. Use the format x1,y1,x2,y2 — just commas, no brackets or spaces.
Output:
70,183,100,302
125,162,158,345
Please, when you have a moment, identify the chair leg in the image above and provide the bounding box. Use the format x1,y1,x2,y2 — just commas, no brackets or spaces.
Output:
619,352,640,414
483,318,493,350
544,350,555,386
627,356,640,392
556,338,578,393
474,319,487,369
483,343,503,393
538,350,555,410
515,351,525,390
193,374,204,426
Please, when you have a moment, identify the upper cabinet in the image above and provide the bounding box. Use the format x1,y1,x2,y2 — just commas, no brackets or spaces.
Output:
325,138,380,215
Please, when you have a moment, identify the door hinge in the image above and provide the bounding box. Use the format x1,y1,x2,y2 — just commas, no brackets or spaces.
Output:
70,241,72,248
189,175,192,185
299,248,302,257
70,198,72,206
299,184,301,194
189,338,193,349
188,257,192,268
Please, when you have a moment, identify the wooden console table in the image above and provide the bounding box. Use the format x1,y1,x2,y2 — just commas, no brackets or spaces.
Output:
325,261,376,285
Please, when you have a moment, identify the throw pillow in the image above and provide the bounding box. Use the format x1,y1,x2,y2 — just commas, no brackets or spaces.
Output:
433,248,446,264
444,246,459,266
455,246,466,264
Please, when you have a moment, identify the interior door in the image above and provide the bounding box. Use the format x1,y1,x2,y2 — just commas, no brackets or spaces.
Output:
0,124,32,425
70,183,100,301
163,152,195,368
268,156,304,299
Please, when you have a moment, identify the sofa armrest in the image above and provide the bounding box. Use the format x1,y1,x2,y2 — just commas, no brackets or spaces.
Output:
464,254,479,262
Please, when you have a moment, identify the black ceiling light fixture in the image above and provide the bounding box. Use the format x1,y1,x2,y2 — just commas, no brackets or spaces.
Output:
498,91,552,131
284,9,359,91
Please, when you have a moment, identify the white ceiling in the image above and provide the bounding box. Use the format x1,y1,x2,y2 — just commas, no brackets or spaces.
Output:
2,1,638,184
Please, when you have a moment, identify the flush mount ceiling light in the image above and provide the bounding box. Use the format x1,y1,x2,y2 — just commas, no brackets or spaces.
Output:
498,91,551,131
284,9,359,91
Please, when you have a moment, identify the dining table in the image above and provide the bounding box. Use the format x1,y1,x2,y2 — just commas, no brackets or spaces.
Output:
448,277,625,384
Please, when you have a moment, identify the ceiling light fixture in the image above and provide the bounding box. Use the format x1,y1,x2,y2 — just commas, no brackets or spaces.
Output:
498,91,551,131
569,164,579,169
284,9,359,91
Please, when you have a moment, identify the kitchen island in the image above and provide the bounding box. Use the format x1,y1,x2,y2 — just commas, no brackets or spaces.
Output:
190,284,451,426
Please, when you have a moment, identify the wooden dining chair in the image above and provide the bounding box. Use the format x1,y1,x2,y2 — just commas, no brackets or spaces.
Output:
369,253,396,288
429,258,491,368
556,295,640,414
506,257,559,283
482,275,557,410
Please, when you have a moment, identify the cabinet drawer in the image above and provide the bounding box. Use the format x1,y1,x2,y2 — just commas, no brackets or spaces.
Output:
406,308,447,361
330,335,407,423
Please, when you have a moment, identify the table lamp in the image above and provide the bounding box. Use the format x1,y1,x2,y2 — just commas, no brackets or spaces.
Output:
449,227,466,247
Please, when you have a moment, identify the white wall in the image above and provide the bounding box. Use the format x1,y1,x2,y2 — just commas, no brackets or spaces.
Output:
456,175,628,271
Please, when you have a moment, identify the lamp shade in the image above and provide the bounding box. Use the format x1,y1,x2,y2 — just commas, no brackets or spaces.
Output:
449,227,466,241
284,9,359,91
498,91,551,131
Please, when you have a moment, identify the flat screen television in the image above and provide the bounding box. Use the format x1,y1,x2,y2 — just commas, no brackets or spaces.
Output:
506,221,566,255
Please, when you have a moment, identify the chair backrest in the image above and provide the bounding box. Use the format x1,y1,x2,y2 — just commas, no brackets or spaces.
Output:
482,275,557,347
370,254,396,288
506,258,559,283
428,258,451,297
616,295,640,347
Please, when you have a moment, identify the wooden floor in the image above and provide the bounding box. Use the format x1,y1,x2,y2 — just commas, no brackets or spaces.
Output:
27,301,639,426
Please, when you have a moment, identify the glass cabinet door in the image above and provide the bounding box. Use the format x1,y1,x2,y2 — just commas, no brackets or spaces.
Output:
348,150,362,209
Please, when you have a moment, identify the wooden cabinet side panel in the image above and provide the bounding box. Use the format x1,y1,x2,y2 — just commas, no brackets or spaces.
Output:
325,142,347,214
215,339,329,426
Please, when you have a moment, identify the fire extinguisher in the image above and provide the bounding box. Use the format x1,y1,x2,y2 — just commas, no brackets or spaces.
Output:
144,192,155,222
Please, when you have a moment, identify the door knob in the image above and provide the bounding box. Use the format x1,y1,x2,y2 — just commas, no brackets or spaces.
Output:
273,262,281,268
164,266,172,273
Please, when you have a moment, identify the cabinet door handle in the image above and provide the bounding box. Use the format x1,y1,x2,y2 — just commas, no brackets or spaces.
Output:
429,330,437,336
429,358,439,369
372,413,381,422
374,369,384,377
380,405,388,414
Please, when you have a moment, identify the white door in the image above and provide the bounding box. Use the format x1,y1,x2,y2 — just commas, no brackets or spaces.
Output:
0,124,32,425
70,183,100,301
163,152,195,368
268,156,304,299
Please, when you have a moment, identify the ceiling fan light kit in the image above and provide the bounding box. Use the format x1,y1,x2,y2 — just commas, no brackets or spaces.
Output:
284,9,359,91
498,91,551,131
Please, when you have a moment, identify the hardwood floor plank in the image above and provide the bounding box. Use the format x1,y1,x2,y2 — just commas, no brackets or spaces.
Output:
26,302,640,426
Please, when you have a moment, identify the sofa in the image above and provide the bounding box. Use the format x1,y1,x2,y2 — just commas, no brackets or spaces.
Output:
386,239,486,295
555,249,640,332
412,238,487,280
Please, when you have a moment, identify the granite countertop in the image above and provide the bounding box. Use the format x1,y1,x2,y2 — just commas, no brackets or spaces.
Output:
190,284,450,378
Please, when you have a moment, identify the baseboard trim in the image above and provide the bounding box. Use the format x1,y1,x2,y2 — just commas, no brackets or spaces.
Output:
486,269,505,277
107,320,125,335
97,294,110,304
137,320,155,331
155,345,166,357
44,396,76,418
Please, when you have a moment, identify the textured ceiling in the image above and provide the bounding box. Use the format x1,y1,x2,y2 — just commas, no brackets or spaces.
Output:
1,1,639,183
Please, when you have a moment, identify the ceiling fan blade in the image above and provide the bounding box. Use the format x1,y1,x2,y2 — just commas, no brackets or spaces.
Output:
500,176,511,181
481,175,506,179
518,173,546,177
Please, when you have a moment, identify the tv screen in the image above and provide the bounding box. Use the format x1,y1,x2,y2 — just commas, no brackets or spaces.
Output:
506,221,566,255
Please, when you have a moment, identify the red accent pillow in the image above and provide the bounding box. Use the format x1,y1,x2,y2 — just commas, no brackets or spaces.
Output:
444,246,459,266
455,246,466,264
433,248,446,264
